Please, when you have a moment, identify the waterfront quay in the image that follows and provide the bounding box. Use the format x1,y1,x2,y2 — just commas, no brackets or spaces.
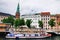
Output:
5,27,52,38
0,23,60,38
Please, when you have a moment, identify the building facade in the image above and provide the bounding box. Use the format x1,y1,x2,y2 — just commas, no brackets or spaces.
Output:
41,12,50,29
51,14,60,29
21,14,41,28
50,15,57,29
56,14,60,27
21,12,51,29
21,11,60,29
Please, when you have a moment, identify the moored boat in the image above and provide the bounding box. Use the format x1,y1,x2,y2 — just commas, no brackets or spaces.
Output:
55,32,60,35
6,33,51,38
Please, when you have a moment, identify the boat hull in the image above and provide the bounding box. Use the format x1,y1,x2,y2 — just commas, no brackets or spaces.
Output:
6,34,51,39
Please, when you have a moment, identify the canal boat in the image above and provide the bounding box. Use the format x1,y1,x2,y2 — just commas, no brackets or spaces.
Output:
6,33,51,38
55,32,60,35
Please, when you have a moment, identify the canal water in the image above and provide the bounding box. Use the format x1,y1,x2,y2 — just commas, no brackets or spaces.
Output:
0,36,60,40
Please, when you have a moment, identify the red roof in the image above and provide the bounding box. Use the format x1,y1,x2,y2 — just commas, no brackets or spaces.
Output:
56,14,60,16
41,12,50,16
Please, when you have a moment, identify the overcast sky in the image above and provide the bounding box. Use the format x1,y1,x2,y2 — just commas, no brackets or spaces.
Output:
0,0,60,15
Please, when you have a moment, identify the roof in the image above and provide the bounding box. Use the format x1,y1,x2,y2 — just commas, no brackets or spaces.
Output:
51,14,60,18
22,13,40,16
41,12,50,16
34,13,40,15
0,12,15,17
16,3,20,13
51,15,56,17
55,14,60,18
56,14,60,16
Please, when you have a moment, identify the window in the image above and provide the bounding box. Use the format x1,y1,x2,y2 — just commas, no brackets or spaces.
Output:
44,18,45,20
35,34,38,36
48,18,49,20
48,25,49,27
46,18,47,20
44,22,45,23
48,16,49,17
41,19,43,20
46,16,47,17
46,22,47,23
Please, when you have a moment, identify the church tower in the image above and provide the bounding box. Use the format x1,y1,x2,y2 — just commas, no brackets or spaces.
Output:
15,3,20,19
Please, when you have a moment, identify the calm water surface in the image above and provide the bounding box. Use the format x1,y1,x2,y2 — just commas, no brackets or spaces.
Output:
0,36,60,40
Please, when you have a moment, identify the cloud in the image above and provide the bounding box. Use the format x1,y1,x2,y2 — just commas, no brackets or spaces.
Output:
0,0,18,15
0,0,60,15
20,0,60,15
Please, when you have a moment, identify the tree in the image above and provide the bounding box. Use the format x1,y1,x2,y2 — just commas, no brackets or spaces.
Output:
38,20,43,29
19,18,25,30
14,18,25,29
19,18,25,26
26,19,32,28
14,19,20,28
2,16,14,26
48,19,55,29
2,18,8,23
7,16,14,26
21,18,25,25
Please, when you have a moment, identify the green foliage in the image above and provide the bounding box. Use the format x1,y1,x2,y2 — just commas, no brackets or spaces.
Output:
14,18,25,28
2,18,8,23
48,19,55,27
38,20,43,28
19,18,25,26
26,19,32,28
8,16,14,26
2,16,14,26
2,16,25,29
14,19,20,28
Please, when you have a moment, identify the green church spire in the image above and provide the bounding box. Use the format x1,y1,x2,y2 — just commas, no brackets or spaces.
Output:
17,3,20,13
15,3,20,19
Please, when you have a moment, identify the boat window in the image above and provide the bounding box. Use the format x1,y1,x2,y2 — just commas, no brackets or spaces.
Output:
35,34,38,36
